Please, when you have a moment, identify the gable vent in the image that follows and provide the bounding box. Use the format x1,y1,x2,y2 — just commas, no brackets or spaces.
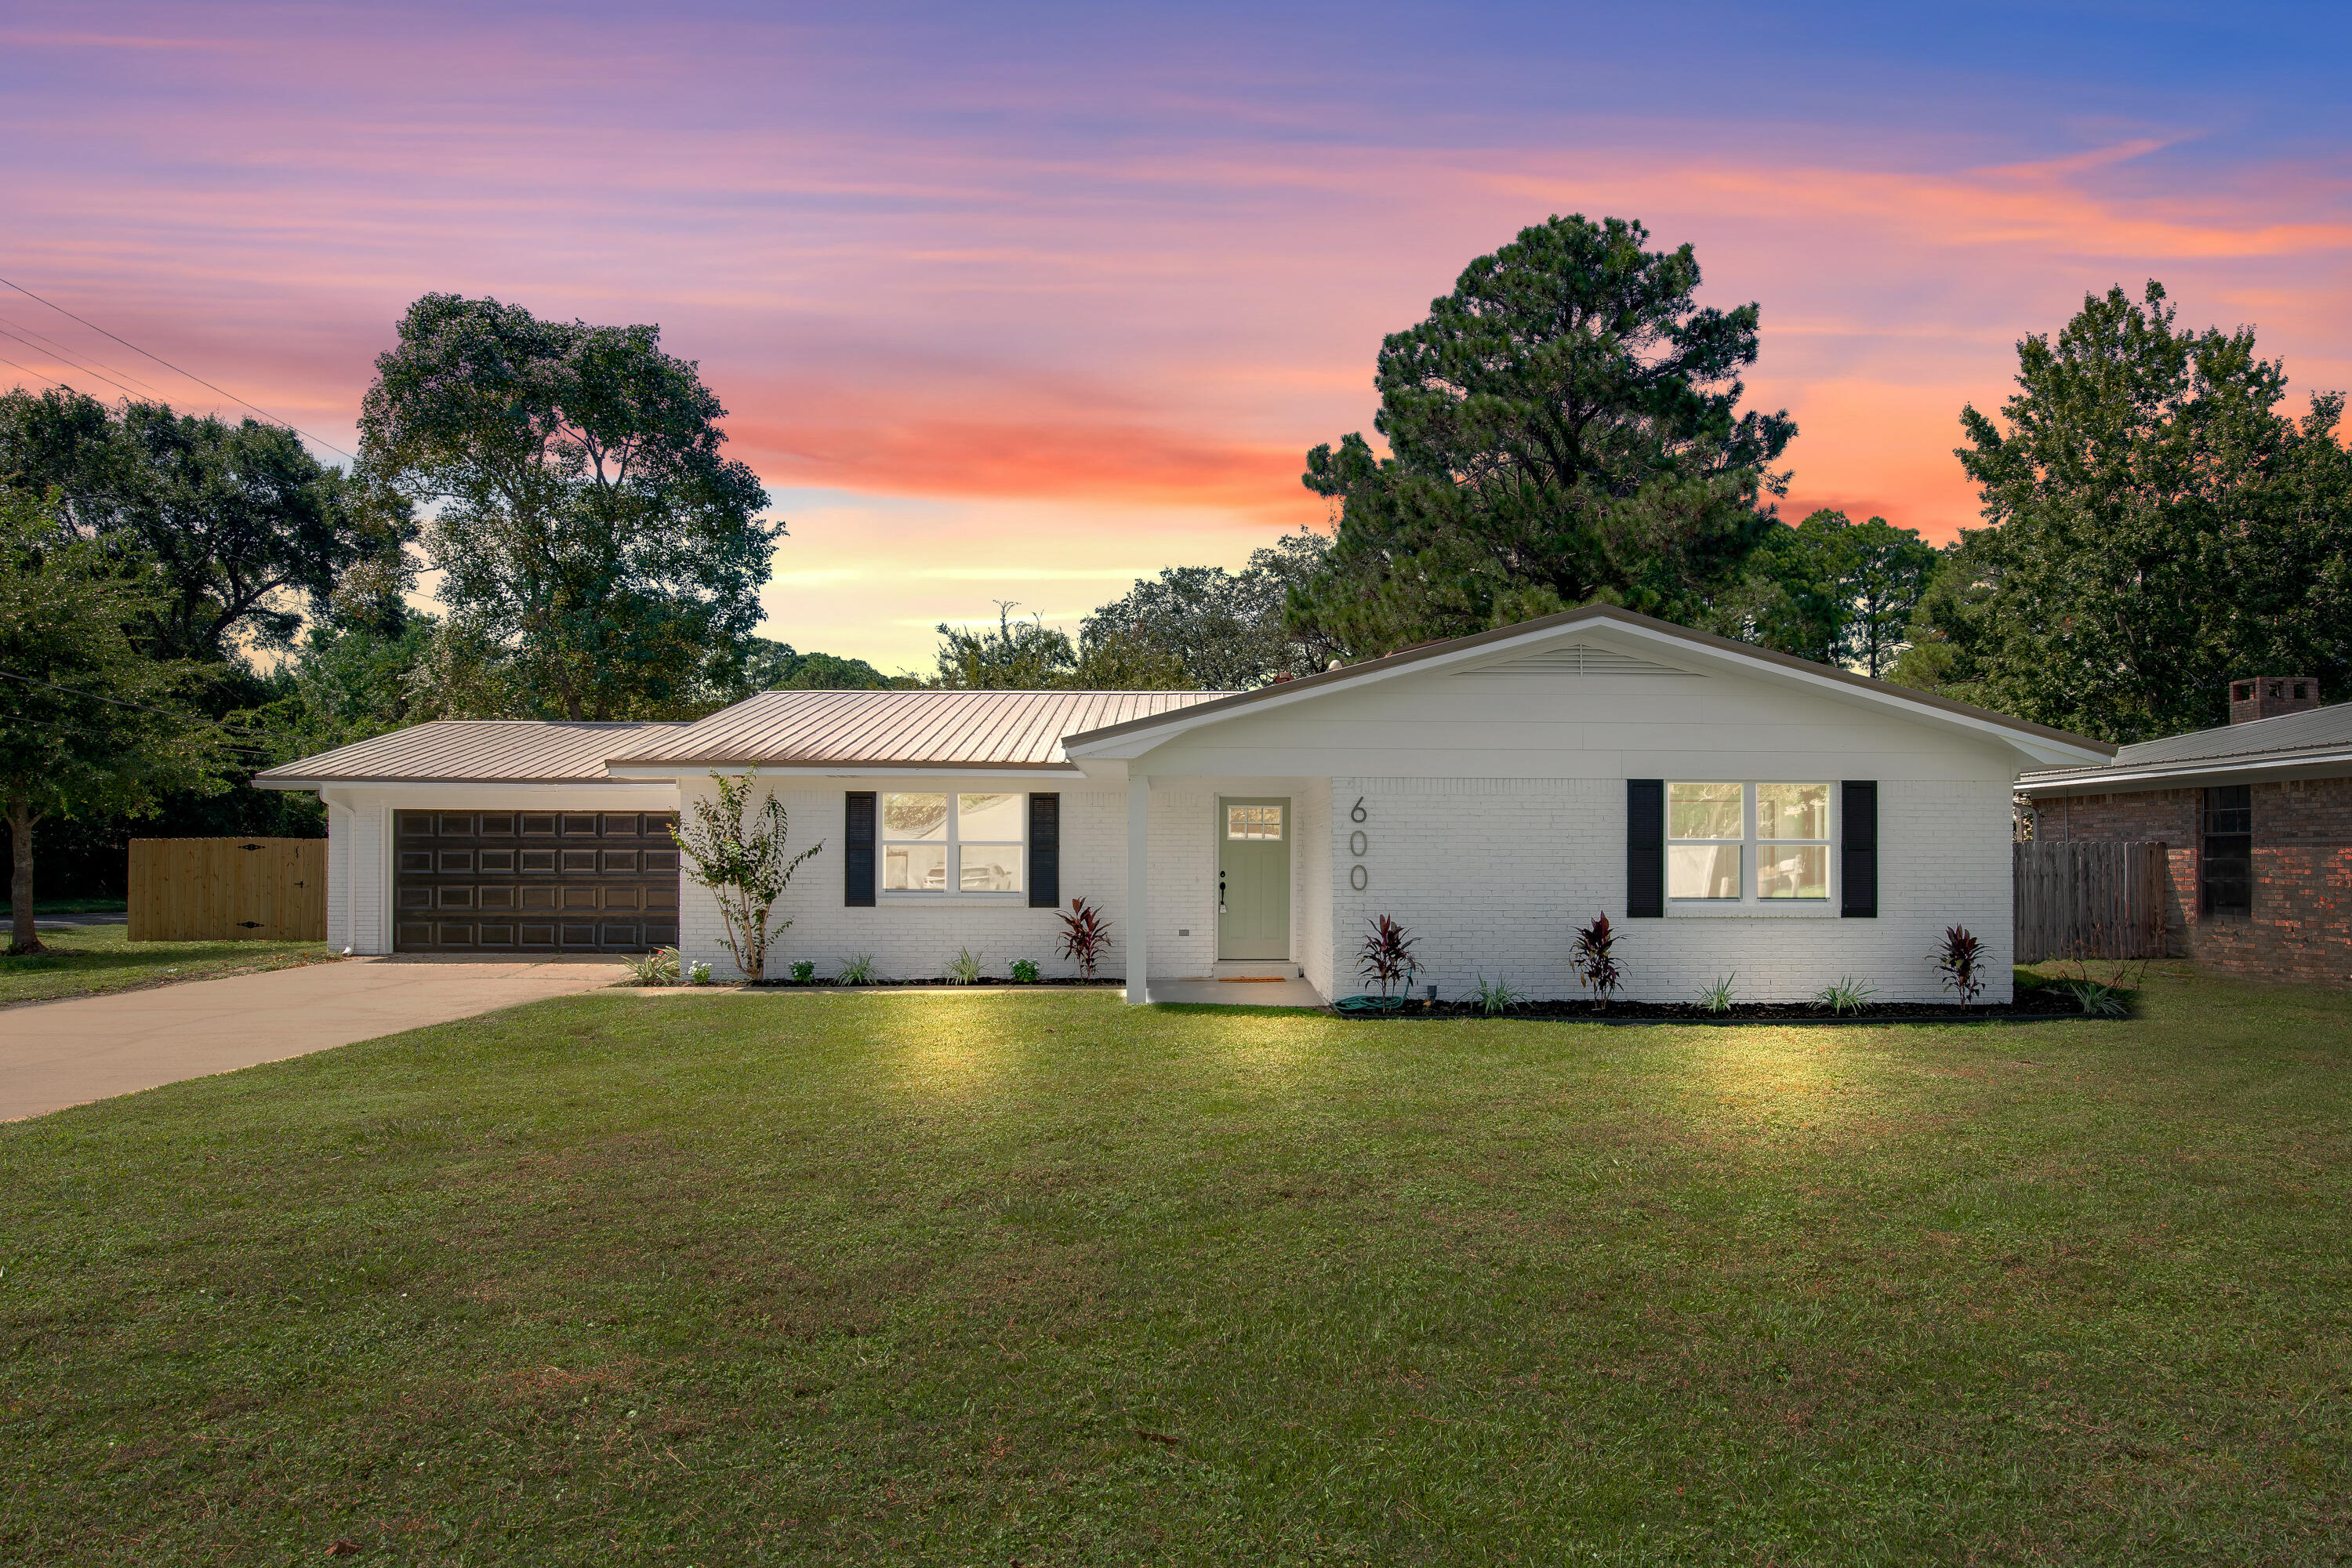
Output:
1457,642,1698,679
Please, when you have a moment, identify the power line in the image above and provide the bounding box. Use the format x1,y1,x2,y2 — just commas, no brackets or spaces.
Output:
0,273,358,463
0,308,175,401
0,324,151,403
0,350,67,392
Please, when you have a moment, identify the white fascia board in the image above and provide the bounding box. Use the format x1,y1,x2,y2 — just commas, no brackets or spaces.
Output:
1062,613,2112,768
257,779,681,806
252,776,669,795
2017,747,2352,797
603,763,1087,781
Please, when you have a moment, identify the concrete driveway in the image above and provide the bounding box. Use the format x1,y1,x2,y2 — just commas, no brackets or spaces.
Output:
0,956,629,1122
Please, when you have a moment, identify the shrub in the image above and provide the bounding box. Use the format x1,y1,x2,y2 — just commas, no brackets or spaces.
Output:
789,960,815,983
2059,979,2128,1017
1813,976,1875,1014
837,953,877,985
625,946,680,986
1697,973,1737,1014
1469,974,1523,1016
1570,913,1621,1008
1357,915,1417,1000
1058,897,1112,979
685,960,714,986
1010,958,1040,984
1929,925,1985,1004
948,947,985,985
671,768,822,982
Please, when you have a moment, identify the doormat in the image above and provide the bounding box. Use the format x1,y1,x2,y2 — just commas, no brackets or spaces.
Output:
1218,975,1288,983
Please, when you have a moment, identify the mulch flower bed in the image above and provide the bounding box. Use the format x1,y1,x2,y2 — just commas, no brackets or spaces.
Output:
1336,993,2125,1023
744,977,1122,989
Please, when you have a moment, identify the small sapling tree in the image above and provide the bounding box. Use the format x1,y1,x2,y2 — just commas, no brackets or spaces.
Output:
1571,913,1622,1010
1058,896,1112,978
671,769,820,981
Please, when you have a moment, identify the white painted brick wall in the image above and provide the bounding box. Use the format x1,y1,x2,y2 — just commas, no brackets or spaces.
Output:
678,779,1133,982
1321,775,2013,1004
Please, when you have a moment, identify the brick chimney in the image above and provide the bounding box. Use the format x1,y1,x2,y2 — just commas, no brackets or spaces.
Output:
2229,676,2321,724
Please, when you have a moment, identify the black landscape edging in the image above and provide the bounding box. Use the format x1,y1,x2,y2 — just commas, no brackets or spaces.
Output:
1334,996,2129,1025
745,977,1123,989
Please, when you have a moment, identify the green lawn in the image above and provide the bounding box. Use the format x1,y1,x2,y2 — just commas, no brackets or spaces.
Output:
4,966,2347,1563
0,922,340,1006
0,897,130,916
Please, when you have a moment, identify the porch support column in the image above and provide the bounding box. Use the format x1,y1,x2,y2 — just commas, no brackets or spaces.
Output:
1125,775,1150,1004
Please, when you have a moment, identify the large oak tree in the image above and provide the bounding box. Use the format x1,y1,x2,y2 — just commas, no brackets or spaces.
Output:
359,295,781,721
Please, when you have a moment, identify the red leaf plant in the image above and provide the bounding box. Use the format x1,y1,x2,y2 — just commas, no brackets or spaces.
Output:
1057,896,1112,979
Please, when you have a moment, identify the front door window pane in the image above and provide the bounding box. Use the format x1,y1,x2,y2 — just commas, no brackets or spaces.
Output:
1227,804,1283,840
1757,844,1828,899
885,844,949,891
960,844,1021,892
1668,844,1742,899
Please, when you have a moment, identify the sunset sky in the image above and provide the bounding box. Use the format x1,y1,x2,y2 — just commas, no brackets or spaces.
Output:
5,2,2348,673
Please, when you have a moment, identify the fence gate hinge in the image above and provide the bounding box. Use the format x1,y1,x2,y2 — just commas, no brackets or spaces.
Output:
235,920,263,929
238,843,263,851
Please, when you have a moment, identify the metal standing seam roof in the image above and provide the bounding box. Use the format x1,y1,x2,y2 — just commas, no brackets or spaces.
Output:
612,688,1235,769
2019,701,2352,787
252,720,691,786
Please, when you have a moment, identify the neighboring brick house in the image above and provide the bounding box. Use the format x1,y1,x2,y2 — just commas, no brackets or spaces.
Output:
2016,680,2352,988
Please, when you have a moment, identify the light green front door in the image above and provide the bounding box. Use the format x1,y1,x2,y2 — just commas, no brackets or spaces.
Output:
1217,797,1290,960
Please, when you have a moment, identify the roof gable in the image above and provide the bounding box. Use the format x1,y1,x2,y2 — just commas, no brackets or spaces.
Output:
1063,605,2111,768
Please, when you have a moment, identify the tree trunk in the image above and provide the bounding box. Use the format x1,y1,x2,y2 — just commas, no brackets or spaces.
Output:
6,796,42,956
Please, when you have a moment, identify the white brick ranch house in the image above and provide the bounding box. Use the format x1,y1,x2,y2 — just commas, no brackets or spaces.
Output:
255,606,2112,1004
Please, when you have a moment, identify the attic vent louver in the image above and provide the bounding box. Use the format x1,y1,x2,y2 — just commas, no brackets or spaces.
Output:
1458,643,1697,678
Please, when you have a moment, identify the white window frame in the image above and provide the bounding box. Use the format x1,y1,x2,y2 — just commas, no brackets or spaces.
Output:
1665,781,1837,917
879,790,1027,900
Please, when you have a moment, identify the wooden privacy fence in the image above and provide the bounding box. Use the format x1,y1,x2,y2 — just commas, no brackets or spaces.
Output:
2013,840,2169,964
128,838,325,942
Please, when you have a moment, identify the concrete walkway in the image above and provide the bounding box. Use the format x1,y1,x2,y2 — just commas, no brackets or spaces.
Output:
0,956,628,1123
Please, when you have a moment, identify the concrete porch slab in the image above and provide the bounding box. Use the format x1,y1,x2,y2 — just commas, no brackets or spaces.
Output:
1146,975,1327,1007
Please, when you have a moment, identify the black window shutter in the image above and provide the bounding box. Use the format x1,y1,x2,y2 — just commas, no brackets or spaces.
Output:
1841,781,1878,918
1627,779,1664,918
844,791,876,907
1028,793,1060,909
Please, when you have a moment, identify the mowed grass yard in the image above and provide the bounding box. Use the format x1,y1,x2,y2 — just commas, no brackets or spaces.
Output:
4,968,2348,1564
0,923,339,1006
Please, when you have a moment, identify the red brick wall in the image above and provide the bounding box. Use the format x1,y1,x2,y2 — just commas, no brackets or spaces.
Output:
2031,776,2352,987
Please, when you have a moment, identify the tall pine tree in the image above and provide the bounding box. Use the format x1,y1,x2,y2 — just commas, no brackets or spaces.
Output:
1288,214,1795,655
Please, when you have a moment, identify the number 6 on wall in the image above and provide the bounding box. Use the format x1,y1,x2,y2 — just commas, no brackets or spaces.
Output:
1350,797,1367,822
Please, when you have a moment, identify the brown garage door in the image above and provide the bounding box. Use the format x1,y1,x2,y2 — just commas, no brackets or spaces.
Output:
394,808,680,953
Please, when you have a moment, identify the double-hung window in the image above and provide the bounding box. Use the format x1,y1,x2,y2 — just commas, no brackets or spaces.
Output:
1667,782,1832,905
881,792,1025,895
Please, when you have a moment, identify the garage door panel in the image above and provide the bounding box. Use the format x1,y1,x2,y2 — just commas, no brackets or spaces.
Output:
394,808,677,954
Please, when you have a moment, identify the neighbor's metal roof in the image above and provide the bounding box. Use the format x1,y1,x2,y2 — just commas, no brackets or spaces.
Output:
2018,701,2352,791
616,689,1232,770
252,720,691,786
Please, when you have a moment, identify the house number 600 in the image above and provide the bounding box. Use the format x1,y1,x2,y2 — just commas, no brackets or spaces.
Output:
1349,797,1370,890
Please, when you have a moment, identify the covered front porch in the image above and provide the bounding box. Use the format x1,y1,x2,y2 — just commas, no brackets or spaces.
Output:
1116,774,1334,1006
